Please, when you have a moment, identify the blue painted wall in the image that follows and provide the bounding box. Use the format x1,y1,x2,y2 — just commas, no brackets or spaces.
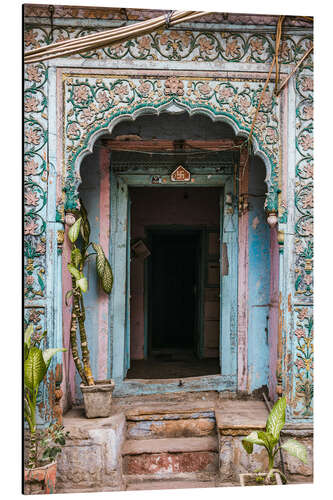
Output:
247,157,271,392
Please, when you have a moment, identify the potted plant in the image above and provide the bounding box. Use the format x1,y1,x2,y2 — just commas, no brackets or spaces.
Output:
66,200,114,418
24,324,68,494
240,395,308,486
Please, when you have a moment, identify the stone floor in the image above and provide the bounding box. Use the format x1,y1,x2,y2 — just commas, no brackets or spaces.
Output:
127,357,220,379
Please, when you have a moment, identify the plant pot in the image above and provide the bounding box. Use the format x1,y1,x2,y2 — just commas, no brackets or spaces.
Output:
80,379,115,418
24,461,57,494
239,472,283,487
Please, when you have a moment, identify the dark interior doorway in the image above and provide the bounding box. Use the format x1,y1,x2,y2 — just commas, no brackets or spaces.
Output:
150,231,199,353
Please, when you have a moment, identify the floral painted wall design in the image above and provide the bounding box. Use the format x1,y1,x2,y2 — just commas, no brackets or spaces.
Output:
291,48,313,417
24,25,312,66
24,62,48,299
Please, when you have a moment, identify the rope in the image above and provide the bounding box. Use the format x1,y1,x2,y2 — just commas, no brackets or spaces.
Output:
276,44,313,96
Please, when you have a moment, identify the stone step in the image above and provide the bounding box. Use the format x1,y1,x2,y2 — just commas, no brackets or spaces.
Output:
125,471,218,484
127,416,216,440
125,478,219,490
122,436,218,455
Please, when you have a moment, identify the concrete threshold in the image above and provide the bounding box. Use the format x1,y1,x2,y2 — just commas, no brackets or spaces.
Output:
123,436,218,455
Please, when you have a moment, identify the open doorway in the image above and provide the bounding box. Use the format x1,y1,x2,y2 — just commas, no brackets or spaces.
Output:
126,186,221,379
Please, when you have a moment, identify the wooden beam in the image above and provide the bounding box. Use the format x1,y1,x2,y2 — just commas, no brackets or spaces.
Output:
101,138,244,152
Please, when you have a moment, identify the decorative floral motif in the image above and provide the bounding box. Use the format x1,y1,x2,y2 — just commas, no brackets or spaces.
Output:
24,25,312,65
294,307,313,417
164,77,184,96
292,49,313,419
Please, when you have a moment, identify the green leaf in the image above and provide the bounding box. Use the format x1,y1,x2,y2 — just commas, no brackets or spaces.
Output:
42,348,67,370
92,243,106,279
258,431,276,453
71,248,82,268
24,347,47,393
24,324,33,348
76,276,88,293
242,431,266,454
101,258,113,294
24,343,29,361
68,217,82,243
281,439,308,464
79,199,91,244
65,290,73,306
67,263,81,281
266,396,286,440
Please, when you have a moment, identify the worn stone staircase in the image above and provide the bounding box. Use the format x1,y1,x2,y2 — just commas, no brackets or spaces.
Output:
122,406,220,490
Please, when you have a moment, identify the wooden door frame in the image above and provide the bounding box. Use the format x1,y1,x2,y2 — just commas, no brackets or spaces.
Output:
110,169,239,396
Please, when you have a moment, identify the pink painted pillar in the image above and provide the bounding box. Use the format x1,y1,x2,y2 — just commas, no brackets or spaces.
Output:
98,147,110,380
237,150,249,392
268,226,279,400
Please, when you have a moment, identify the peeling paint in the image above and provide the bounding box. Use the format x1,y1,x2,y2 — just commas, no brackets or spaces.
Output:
252,216,260,229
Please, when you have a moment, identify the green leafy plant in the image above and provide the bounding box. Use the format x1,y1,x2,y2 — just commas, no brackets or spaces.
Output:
39,423,70,464
24,324,67,469
242,395,308,483
66,200,113,386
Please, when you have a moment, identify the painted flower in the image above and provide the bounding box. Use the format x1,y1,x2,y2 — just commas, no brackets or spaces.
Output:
26,275,34,286
24,30,39,47
295,328,305,339
25,220,38,235
297,307,309,321
280,41,290,61
302,191,313,209
180,33,191,48
266,128,278,142
138,36,151,51
96,90,110,108
256,112,267,125
304,274,313,286
110,42,125,55
25,159,38,176
55,34,69,43
250,38,264,54
67,122,80,139
137,82,151,96
36,242,46,254
303,162,313,178
114,84,129,97
26,65,42,83
164,77,184,96
302,220,313,236
303,105,313,120
261,92,272,108
25,127,41,145
295,241,304,254
198,83,211,95
25,191,39,206
29,310,41,324
199,37,213,53
73,85,89,104
218,86,233,100
160,33,169,45
301,77,313,92
24,96,39,113
239,96,251,112
299,134,313,151
80,107,94,125
295,358,305,370
225,39,240,58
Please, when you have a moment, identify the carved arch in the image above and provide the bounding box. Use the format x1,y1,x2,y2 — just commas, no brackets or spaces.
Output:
62,74,280,212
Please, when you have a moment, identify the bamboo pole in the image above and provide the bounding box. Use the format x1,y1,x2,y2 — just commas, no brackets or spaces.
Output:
276,44,313,96
69,279,88,386
24,10,210,64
